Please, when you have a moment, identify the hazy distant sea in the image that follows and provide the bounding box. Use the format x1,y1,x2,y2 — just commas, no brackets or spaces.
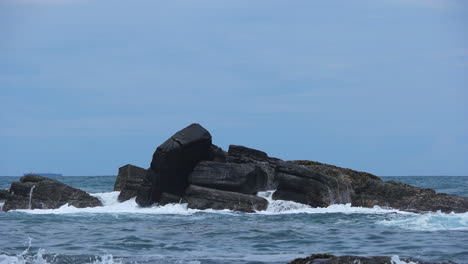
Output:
0,176,467,264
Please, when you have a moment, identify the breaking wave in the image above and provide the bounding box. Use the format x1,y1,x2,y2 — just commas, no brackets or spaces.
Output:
0,238,121,264
7,190,468,232
380,211,468,231
257,191,412,215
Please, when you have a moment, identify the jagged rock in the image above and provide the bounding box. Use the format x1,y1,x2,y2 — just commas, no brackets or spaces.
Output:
113,164,147,202
182,185,268,212
227,145,278,189
188,161,268,194
290,160,382,189
2,175,102,212
352,179,468,213
135,169,156,207
288,254,456,264
127,124,468,213
136,123,212,206
208,144,227,162
227,145,268,162
273,161,352,207
0,189,9,200
287,160,468,213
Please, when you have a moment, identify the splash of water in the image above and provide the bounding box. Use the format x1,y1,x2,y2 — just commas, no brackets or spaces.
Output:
391,255,417,264
28,186,36,210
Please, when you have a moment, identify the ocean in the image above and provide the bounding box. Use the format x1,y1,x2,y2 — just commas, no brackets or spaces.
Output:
0,176,467,264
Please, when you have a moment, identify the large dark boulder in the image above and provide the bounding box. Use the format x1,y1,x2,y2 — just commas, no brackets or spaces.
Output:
114,164,147,202
136,123,212,206
352,179,468,213
188,161,268,194
182,185,268,212
2,175,102,212
288,254,453,264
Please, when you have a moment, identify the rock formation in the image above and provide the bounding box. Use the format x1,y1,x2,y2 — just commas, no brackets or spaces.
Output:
129,123,468,213
288,254,455,264
2,175,102,212
114,164,147,202
0,189,9,200
136,123,213,206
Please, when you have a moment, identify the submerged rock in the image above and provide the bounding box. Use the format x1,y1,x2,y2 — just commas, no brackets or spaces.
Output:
114,164,147,202
288,254,456,264
136,123,212,206
2,175,102,212
182,185,268,212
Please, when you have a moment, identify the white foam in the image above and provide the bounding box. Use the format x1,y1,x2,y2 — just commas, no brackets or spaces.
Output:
0,237,48,264
391,255,417,264
12,192,235,215
8,191,467,221
90,254,122,264
256,191,413,215
380,211,468,231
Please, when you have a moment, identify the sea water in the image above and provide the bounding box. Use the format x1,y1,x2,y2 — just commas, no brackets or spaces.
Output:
0,176,467,264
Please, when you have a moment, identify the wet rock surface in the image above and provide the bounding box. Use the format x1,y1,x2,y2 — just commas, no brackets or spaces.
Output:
288,254,456,264
182,185,268,212
352,179,468,213
188,161,268,194
0,189,9,200
113,164,147,202
2,175,102,212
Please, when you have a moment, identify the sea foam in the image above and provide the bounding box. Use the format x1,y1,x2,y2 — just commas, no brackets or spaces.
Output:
9,190,468,233
380,210,468,231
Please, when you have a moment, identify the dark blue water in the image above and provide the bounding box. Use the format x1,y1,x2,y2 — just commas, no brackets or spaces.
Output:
0,176,467,264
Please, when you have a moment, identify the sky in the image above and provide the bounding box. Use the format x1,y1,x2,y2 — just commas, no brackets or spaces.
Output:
0,0,467,176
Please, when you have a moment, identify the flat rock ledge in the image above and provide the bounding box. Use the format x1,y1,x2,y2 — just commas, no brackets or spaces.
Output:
2,175,102,212
288,254,456,264
110,123,468,214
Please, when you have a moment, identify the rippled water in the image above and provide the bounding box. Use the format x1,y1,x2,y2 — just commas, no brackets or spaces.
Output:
0,176,467,264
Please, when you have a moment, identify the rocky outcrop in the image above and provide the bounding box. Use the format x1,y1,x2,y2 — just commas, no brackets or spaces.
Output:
273,161,352,207
0,189,9,200
188,161,268,194
129,124,468,213
136,123,212,206
227,145,278,190
352,179,468,213
288,254,455,264
182,185,268,212
2,175,102,212
114,164,147,202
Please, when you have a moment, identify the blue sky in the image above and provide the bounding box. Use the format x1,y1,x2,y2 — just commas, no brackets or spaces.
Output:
1,0,467,176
